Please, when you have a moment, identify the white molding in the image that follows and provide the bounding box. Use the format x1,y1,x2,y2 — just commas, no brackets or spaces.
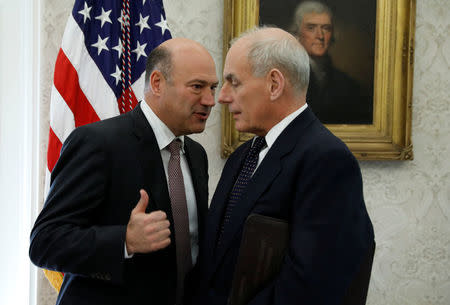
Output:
25,1,41,304
0,0,40,304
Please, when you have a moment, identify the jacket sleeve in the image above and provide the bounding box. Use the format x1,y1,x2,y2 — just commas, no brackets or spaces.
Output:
29,126,127,284
247,146,373,305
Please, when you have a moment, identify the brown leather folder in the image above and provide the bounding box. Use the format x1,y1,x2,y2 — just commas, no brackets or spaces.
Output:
228,214,289,305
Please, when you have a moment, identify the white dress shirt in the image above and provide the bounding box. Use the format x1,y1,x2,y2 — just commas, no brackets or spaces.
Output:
255,103,309,169
126,101,199,265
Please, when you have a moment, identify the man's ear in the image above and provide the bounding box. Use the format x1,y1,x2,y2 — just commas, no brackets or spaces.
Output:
150,70,164,96
267,68,285,101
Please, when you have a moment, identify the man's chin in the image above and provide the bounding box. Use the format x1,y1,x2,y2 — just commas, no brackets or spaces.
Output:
234,122,249,133
189,124,207,134
310,49,327,57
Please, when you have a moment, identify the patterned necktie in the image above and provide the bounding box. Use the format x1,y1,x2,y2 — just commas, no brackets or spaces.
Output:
167,139,192,305
218,136,267,243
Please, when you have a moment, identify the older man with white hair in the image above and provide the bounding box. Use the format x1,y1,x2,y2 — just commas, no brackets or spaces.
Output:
189,26,375,305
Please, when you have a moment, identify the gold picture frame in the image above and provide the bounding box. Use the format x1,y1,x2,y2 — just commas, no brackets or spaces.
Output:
221,0,415,160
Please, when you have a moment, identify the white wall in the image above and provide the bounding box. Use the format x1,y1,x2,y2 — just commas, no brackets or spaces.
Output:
0,0,40,304
36,1,450,304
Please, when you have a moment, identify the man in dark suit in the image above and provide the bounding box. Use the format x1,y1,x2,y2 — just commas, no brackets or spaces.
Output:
29,37,218,305
190,27,374,305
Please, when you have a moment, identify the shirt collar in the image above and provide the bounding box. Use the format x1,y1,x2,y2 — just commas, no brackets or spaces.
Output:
140,101,185,153
257,103,308,149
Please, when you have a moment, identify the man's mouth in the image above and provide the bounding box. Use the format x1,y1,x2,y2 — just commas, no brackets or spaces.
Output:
231,111,241,119
194,111,209,120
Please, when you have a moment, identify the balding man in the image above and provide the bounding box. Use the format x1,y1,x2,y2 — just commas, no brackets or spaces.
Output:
30,38,218,305
190,27,374,305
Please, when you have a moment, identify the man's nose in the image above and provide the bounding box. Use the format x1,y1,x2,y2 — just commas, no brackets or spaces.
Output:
201,89,216,107
218,84,232,105
315,28,324,39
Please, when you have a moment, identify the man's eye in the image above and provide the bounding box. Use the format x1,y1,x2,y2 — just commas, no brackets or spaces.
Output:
192,84,202,89
224,76,239,88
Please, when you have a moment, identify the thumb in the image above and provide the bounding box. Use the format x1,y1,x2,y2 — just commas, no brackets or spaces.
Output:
132,189,149,214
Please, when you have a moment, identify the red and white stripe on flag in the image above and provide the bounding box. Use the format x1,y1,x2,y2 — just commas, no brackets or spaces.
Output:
44,0,171,291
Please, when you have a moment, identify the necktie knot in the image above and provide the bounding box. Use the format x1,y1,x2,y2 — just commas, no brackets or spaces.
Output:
251,136,266,155
168,139,182,156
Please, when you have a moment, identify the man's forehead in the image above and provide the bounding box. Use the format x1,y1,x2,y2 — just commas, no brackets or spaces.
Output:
225,41,249,66
176,67,218,84
186,75,218,84
223,57,246,80
302,12,332,24
171,51,217,79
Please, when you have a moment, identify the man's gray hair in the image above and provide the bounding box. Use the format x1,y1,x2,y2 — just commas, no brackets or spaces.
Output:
289,1,333,36
144,45,172,93
234,27,310,96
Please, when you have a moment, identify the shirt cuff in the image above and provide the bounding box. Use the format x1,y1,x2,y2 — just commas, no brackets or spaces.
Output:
124,242,134,259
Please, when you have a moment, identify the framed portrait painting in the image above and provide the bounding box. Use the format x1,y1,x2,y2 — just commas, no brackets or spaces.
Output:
221,0,415,160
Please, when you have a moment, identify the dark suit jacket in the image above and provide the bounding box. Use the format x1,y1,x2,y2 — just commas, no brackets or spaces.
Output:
191,107,374,305
29,104,209,305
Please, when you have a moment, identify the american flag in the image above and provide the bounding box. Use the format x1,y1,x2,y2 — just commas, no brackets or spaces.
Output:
44,0,171,291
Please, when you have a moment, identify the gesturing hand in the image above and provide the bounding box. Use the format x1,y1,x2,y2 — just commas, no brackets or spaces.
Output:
125,189,171,255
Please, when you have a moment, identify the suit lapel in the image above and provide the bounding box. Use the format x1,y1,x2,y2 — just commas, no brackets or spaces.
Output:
183,138,208,234
202,143,249,280
131,104,172,214
213,152,282,269
212,107,318,271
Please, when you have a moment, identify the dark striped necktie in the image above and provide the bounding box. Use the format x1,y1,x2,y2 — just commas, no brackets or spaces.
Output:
218,136,267,243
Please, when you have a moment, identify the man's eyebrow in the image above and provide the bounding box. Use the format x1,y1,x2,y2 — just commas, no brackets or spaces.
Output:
224,73,236,82
187,79,219,86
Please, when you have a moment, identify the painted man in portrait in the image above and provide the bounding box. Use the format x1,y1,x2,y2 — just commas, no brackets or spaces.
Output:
290,1,373,124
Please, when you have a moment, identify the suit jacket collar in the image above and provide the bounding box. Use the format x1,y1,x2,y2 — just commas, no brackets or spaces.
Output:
140,100,186,151
131,103,171,214
208,107,318,275
184,137,209,234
